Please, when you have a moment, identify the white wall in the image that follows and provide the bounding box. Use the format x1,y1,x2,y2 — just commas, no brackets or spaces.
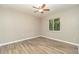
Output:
0,5,79,45
41,6,79,44
0,7,40,44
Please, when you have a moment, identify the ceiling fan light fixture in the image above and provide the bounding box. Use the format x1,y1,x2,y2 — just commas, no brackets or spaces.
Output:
38,9,43,12
33,4,50,14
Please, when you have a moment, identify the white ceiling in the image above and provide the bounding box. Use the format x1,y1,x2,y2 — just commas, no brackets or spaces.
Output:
0,4,78,18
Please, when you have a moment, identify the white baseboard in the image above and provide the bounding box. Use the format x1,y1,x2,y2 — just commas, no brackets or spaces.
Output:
42,36,79,47
0,36,40,47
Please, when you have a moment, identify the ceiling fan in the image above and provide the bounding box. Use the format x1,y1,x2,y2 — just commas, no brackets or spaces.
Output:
32,4,50,13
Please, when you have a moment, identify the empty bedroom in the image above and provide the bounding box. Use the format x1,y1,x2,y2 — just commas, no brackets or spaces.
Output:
0,4,79,54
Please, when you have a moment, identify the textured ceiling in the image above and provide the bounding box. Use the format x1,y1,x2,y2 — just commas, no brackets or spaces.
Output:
0,4,78,18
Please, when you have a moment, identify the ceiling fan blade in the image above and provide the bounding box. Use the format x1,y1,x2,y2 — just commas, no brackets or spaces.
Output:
41,4,46,8
44,9,50,11
32,6,39,9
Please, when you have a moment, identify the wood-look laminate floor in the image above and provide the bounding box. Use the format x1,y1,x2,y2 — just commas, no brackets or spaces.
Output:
0,37,78,54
